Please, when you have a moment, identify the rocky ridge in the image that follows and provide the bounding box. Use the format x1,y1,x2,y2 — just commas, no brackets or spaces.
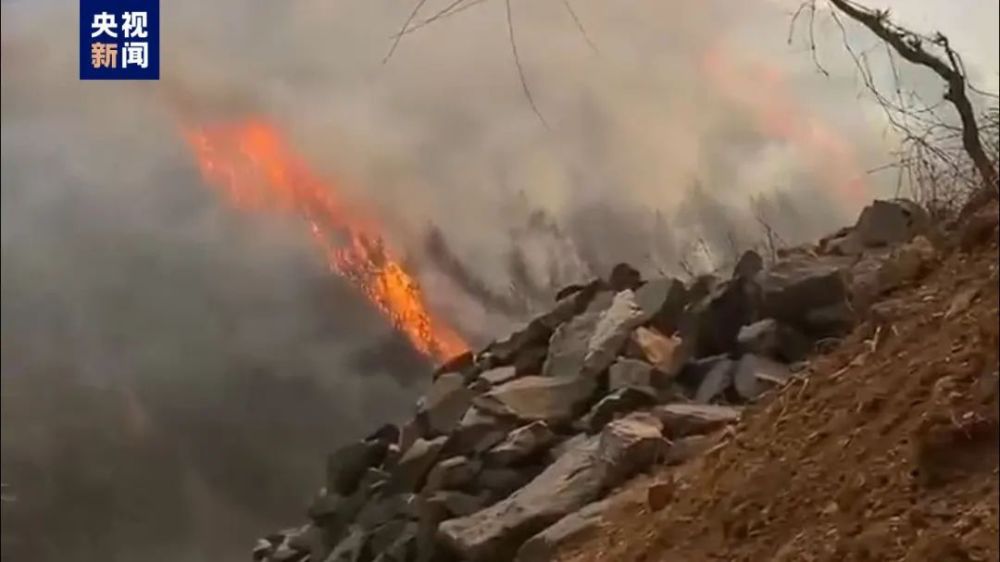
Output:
252,198,970,562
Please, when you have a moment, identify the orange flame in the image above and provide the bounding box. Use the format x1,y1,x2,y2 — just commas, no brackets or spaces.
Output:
182,119,467,361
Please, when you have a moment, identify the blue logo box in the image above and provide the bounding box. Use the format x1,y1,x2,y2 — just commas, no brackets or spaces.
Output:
80,0,159,80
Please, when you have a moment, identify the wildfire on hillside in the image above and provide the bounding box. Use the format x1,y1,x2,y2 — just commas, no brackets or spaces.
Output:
182,119,468,361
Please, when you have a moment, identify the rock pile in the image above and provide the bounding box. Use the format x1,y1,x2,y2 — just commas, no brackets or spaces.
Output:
253,199,939,562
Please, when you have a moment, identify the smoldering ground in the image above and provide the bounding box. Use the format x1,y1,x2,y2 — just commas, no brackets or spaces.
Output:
2,0,997,561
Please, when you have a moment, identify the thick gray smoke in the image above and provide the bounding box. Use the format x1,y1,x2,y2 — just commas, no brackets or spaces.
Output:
1,1,996,561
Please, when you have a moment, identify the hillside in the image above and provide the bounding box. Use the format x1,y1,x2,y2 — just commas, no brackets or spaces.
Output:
252,199,999,562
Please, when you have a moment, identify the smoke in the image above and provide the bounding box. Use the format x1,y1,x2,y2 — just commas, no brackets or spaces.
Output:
1,0,996,561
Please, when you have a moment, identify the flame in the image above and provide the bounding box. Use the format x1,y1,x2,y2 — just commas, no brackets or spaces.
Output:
181,119,467,361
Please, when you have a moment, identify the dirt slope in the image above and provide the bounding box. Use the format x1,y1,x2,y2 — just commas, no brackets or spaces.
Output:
559,216,999,562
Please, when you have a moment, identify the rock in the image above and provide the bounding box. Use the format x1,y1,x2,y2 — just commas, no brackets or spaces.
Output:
479,366,519,387
959,201,999,251
366,424,401,445
633,277,689,334
577,387,657,434
325,524,367,562
547,433,588,464
418,372,475,436
512,346,549,376
693,357,735,404
683,276,760,357
515,499,613,562
477,467,541,499
582,290,646,377
357,493,416,529
629,327,687,378
647,479,675,512
486,421,557,466
434,351,475,378
608,263,642,291
438,414,667,561
736,318,810,362
370,520,418,562
425,491,489,518
448,407,516,456
853,199,929,247
473,375,598,424
424,456,481,493
662,434,716,465
326,440,390,496
542,292,614,378
759,255,851,332
607,357,659,392
389,436,447,493
733,249,764,279
652,403,741,438
732,354,792,401
285,524,328,560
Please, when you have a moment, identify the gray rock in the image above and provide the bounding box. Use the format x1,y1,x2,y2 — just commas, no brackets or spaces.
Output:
607,357,658,393
424,456,481,493
370,520,418,562
286,524,329,561
693,357,735,403
736,318,810,362
478,366,519,387
733,249,764,279
682,277,760,358
581,290,646,377
486,421,557,466
607,263,642,291
577,387,657,434
418,372,475,436
652,403,741,438
326,440,389,496
628,328,687,378
324,524,367,562
633,277,689,334
425,490,489,518
356,493,416,529
477,466,541,500
853,198,928,247
389,436,447,493
542,292,615,378
662,434,716,465
473,375,598,424
515,499,613,562
437,413,667,561
448,407,516,456
732,354,792,401
759,255,851,332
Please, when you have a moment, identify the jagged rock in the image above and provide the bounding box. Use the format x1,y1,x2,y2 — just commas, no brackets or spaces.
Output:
853,235,938,312
732,354,792,401
693,357,735,403
547,433,588,464
737,318,810,362
733,249,764,279
286,524,328,561
434,351,475,378
477,466,541,500
418,372,475,436
357,493,416,529
959,201,999,251
447,407,516,456
647,478,675,512
683,276,760,358
389,436,447,493
425,456,481,493
425,490,489,518
608,263,642,291
253,538,275,561
478,366,518,387
576,387,657,434
473,375,598,424
515,498,613,562
758,255,851,333
662,434,716,465
370,520,418,562
326,440,390,496
486,421,557,466
607,357,658,392
582,290,646,377
366,424,401,445
652,403,741,438
629,327,686,378
542,292,615,378
853,198,929,247
438,413,667,561
633,277,689,334
325,524,367,562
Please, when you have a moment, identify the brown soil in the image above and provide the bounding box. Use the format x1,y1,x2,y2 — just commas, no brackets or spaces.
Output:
560,223,1000,562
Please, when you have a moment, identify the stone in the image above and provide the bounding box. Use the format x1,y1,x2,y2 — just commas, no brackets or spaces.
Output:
473,375,598,424
418,372,476,436
326,440,390,496
477,467,540,499
652,403,742,438
853,198,929,247
607,357,659,392
647,479,675,512
438,414,667,561
448,407,517,456
577,387,657,434
736,318,810,362
370,520,418,562
629,327,687,378
542,292,614,378
479,366,519,387
662,434,715,465
389,436,447,493
758,255,851,332
357,493,416,529
486,421,557,466
515,499,613,562
285,524,328,561
366,424,401,445
682,276,760,358
434,351,475,378
581,290,646,377
325,524,367,562
733,249,764,279
732,354,792,401
425,491,489,518
693,357,735,404
424,456,481,493
608,262,642,291
633,277,689,334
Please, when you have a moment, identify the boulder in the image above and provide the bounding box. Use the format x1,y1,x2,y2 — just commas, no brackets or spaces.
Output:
576,387,657,434
607,357,659,392
633,277,689,334
853,199,929,247
477,466,541,499
425,490,489,518
434,351,475,378
733,249,764,279
732,354,792,401
758,255,852,333
370,520,418,562
326,440,390,496
437,414,667,561
515,499,613,562
693,357,735,404
356,493,416,529
662,434,716,465
652,403,741,438
542,292,615,378
629,327,687,378
418,372,476,436
486,421,557,466
682,277,760,358
608,263,642,291
389,436,447,493
447,407,517,456
736,318,810,362
581,290,646,377
325,524,367,562
424,456,482,493
473,375,598,424
478,366,519,387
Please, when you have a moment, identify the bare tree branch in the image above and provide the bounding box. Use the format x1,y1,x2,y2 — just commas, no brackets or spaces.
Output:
383,0,431,64
560,0,599,54
505,0,549,128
